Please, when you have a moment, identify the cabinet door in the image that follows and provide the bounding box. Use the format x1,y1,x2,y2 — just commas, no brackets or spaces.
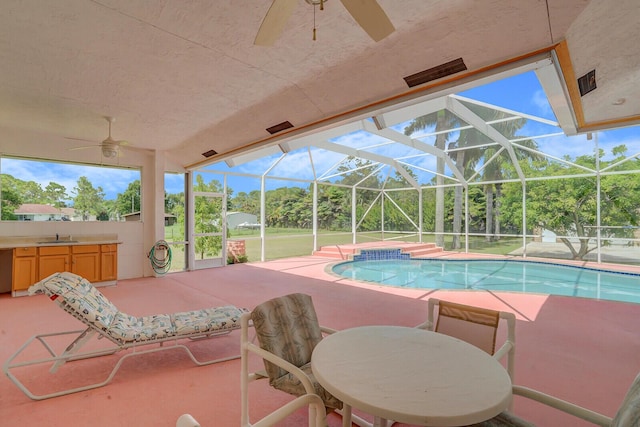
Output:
38,254,70,280
72,252,100,282
12,251,37,291
100,245,118,281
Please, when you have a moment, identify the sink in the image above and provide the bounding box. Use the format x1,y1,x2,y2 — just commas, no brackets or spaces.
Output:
37,240,79,244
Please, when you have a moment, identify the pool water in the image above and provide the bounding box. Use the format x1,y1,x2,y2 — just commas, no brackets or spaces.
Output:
332,259,640,304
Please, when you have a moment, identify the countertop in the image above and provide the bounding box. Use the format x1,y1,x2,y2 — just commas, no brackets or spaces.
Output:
0,234,122,250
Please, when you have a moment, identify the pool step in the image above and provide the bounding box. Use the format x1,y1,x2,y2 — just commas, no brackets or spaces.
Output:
313,243,443,260
408,246,444,258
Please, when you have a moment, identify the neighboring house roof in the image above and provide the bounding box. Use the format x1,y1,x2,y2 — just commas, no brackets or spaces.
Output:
15,204,63,214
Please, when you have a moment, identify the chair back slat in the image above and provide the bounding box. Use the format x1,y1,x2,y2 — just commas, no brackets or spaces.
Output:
435,300,500,355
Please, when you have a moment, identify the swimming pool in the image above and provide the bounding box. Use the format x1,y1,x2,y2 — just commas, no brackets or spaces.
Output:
331,258,640,304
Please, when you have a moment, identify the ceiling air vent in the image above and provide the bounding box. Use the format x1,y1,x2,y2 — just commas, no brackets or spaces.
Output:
403,58,467,88
202,149,217,158
577,69,596,96
266,121,294,135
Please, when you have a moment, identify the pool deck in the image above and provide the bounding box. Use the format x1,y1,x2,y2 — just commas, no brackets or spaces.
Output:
1,247,639,426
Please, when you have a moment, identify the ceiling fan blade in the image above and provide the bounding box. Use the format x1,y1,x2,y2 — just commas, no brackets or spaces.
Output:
254,0,297,46
65,136,97,143
68,145,99,151
340,0,395,42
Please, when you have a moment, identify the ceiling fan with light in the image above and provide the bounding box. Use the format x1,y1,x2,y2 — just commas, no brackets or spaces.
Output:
67,116,132,159
254,0,395,46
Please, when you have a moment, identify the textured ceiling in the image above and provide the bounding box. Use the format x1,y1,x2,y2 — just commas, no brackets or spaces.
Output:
0,0,637,168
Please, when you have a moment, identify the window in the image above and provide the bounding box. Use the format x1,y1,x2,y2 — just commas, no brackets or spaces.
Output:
1,156,141,221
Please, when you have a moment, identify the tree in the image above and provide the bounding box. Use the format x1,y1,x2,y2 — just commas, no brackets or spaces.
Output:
404,111,457,247
19,180,46,204
446,131,483,248
193,175,224,259
44,182,68,207
317,185,350,230
476,114,541,242
72,176,106,221
265,186,311,228
335,157,383,233
165,191,184,215
1,174,22,219
502,146,640,260
383,169,420,232
115,180,141,217
231,190,260,216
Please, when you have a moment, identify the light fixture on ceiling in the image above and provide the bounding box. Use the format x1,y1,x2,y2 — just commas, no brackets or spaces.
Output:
68,116,131,159
612,98,626,105
102,143,119,159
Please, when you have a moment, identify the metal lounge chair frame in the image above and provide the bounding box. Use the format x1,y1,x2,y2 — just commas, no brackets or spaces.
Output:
3,272,248,400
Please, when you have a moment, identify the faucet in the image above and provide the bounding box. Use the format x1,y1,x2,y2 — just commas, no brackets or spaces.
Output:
56,233,59,241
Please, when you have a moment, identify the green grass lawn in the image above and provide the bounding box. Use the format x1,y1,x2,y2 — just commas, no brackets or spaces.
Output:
164,224,526,267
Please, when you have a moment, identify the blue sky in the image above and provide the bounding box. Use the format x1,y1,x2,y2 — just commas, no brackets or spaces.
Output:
2,71,639,201
1,158,140,201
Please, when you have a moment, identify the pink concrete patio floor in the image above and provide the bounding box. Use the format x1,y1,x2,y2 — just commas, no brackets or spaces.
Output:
1,250,640,426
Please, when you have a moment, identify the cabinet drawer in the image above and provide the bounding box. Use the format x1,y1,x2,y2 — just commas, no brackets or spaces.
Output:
72,245,99,254
14,247,37,257
101,244,117,252
39,246,70,256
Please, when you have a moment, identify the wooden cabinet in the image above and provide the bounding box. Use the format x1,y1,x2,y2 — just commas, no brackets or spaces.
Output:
12,247,37,292
38,246,71,281
10,243,118,294
100,244,118,281
72,245,100,282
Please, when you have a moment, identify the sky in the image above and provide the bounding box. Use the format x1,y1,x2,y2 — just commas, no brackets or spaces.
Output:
1,158,140,201
2,71,639,202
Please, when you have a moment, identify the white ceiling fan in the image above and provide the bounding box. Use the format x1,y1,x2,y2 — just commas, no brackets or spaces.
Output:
254,0,395,46
67,116,132,159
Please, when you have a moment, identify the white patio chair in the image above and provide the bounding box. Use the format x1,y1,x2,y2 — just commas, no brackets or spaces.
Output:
240,293,347,427
464,371,640,426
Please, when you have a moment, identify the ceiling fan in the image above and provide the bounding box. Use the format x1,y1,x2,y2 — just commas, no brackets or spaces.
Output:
67,116,131,159
254,0,395,46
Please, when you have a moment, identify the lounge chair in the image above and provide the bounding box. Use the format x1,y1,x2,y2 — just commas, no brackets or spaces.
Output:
3,271,248,400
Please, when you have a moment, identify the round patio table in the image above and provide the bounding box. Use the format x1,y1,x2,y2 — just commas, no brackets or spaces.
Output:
311,325,512,427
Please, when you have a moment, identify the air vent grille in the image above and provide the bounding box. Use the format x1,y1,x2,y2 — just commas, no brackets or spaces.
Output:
404,58,467,88
266,121,294,135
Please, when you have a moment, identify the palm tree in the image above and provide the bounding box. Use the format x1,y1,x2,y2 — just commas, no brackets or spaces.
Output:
446,131,484,248
475,112,542,242
404,110,462,248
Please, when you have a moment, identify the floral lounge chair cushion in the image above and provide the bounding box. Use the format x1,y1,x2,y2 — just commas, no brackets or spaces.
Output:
29,272,247,345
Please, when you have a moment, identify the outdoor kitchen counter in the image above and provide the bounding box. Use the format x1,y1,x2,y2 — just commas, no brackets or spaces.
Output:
0,234,121,249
